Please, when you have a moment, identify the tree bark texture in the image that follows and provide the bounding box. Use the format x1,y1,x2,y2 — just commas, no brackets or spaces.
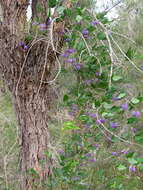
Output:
0,0,71,189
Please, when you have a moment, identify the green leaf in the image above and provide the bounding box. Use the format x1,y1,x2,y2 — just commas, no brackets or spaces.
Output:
78,115,89,122
117,93,126,99
117,164,126,171
49,0,59,8
102,112,114,117
112,75,122,81
127,117,138,124
62,121,80,131
136,158,143,163
103,102,112,109
57,6,65,15
63,94,69,102
135,135,143,143
128,158,138,165
76,15,83,22
97,32,106,40
131,98,140,104
126,47,135,60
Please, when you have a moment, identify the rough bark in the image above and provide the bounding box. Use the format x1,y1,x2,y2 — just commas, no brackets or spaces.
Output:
0,0,71,189
14,84,53,190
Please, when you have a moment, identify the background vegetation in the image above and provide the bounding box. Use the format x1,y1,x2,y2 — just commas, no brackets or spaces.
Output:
1,0,143,189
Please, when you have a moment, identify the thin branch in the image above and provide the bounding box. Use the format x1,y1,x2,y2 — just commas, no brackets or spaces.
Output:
105,0,123,13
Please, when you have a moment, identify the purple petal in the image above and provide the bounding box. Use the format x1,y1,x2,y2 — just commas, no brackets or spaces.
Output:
132,111,141,117
91,20,99,26
96,119,106,125
110,122,119,128
24,45,28,50
87,112,97,119
129,165,136,172
73,63,82,70
65,58,76,63
82,29,89,35
65,48,76,54
112,152,118,156
89,158,96,162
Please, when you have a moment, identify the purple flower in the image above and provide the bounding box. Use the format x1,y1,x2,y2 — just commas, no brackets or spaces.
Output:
121,103,128,110
65,58,76,63
95,72,101,76
132,111,141,118
73,63,82,70
87,112,97,119
89,158,96,162
129,165,136,172
91,20,99,26
96,119,106,125
57,149,65,155
39,23,47,30
19,42,24,47
61,52,70,57
24,45,28,50
82,29,89,38
65,48,76,54
110,122,119,128
82,29,89,35
121,150,129,154
112,152,118,156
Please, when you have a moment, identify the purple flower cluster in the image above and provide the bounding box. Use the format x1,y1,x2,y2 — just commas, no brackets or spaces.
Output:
87,112,97,119
129,165,136,172
61,48,76,57
85,152,96,163
120,150,129,154
82,29,89,38
96,119,106,125
112,150,129,156
61,48,79,69
19,42,29,50
132,111,141,117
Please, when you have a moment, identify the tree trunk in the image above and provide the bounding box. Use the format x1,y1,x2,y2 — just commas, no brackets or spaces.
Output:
14,84,53,189
0,0,71,189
